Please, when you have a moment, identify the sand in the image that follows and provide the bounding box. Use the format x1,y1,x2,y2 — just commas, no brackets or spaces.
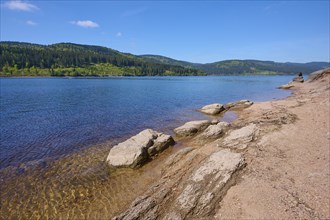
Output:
215,71,330,219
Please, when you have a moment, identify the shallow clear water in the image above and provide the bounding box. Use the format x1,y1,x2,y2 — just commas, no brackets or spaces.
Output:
0,75,293,219
0,76,292,169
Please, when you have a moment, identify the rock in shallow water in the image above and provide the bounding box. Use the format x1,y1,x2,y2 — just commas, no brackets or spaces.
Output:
278,83,295,89
106,129,174,168
224,100,254,110
199,122,230,139
173,120,211,137
198,103,224,115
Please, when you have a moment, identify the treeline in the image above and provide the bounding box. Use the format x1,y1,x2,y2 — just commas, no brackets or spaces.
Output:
0,42,205,76
199,60,330,75
137,55,330,75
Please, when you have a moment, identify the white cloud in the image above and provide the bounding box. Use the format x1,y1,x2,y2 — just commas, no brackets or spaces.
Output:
116,32,122,37
70,20,99,28
2,0,38,11
26,20,37,26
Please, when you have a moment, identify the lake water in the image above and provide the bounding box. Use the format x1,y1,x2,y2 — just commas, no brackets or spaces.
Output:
0,76,292,169
0,75,293,219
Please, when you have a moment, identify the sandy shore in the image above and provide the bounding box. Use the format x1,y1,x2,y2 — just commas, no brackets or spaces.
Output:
215,70,330,219
114,69,330,219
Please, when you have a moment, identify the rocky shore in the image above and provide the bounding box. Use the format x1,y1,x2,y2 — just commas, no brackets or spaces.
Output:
109,69,330,219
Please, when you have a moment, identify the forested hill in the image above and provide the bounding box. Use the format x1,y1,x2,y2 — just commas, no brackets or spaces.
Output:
139,55,329,75
0,42,205,76
199,60,330,75
1,41,328,77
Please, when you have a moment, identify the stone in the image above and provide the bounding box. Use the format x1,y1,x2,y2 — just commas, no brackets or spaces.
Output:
112,149,245,219
199,122,230,139
106,129,174,168
175,149,245,217
211,119,219,125
198,103,224,115
221,123,258,150
223,102,235,110
148,134,175,157
278,83,294,89
292,72,304,83
174,120,211,137
224,100,254,110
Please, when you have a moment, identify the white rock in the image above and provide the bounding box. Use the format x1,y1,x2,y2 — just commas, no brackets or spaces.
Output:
174,120,211,137
176,149,245,215
222,123,258,149
148,134,174,156
199,122,230,139
278,83,294,89
107,129,174,168
199,103,224,115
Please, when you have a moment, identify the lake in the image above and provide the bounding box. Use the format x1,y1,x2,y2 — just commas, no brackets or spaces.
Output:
0,76,292,169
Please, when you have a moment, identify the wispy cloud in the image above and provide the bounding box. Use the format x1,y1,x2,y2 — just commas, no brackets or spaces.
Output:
122,7,147,17
26,20,37,26
116,32,122,37
2,0,38,11
70,20,99,28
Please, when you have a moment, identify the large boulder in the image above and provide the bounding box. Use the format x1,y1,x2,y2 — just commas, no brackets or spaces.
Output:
198,103,224,115
174,120,211,137
106,129,174,168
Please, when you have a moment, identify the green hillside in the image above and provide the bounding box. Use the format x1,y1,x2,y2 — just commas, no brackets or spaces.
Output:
0,42,205,77
138,55,329,75
1,41,328,77
200,60,329,75
140,55,197,68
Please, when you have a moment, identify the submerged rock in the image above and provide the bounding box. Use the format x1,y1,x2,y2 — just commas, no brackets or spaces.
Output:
174,120,211,137
106,129,174,168
198,103,224,115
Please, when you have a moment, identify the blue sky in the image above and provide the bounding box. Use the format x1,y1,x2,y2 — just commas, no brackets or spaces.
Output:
1,1,329,63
